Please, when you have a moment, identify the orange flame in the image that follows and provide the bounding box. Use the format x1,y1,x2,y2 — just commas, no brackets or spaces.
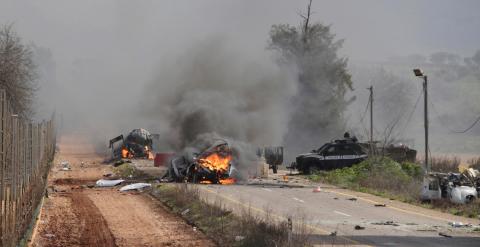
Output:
219,178,235,185
121,147,130,158
198,153,232,173
145,146,154,160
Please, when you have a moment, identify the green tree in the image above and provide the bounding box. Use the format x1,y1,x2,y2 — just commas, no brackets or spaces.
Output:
0,24,37,118
268,0,353,155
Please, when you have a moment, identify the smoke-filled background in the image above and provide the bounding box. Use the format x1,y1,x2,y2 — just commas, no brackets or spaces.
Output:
2,0,480,162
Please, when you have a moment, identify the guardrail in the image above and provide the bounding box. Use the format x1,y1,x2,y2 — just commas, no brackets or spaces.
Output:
0,90,56,247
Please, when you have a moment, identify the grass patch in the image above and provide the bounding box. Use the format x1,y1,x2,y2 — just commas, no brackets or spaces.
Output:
306,157,480,218
151,184,311,247
430,156,461,173
113,163,145,179
468,157,480,170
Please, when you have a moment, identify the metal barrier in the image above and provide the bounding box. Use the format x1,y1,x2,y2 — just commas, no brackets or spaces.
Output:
0,90,56,247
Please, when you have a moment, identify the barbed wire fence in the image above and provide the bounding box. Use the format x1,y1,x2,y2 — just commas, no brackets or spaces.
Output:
0,89,56,247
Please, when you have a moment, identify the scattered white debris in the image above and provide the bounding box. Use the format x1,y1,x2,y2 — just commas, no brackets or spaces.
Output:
119,183,151,192
181,208,190,216
96,179,124,187
235,236,245,241
449,222,472,228
60,161,71,171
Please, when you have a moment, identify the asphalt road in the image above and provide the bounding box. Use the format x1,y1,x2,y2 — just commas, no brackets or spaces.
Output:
196,172,480,247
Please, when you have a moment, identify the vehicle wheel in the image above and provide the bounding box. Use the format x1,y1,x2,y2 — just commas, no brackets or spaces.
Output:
272,165,278,174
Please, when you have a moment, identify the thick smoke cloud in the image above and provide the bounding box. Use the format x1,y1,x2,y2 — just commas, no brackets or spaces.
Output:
143,38,296,153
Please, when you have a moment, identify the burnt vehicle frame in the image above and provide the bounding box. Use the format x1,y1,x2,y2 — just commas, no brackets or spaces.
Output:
164,140,234,184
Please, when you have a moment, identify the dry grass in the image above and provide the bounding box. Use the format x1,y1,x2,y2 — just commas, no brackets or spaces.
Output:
468,157,480,170
152,184,311,247
430,156,461,173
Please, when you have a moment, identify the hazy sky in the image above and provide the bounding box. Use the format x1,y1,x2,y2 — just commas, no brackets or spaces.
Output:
3,0,479,62
1,0,479,141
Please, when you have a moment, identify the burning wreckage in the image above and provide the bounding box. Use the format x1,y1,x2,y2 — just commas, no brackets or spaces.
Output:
163,139,237,185
109,128,154,160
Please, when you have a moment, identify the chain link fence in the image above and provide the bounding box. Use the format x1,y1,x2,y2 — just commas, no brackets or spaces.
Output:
0,90,56,247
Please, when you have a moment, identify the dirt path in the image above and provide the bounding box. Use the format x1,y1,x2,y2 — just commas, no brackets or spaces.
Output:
31,134,215,247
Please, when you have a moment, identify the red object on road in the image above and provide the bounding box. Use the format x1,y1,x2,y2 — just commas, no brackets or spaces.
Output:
154,153,174,167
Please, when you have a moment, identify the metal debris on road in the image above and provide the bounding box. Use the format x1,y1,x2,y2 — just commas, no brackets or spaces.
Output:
235,236,245,242
372,221,400,226
312,186,322,192
449,222,472,228
96,179,124,187
354,225,365,230
438,232,452,238
60,161,71,171
119,183,152,192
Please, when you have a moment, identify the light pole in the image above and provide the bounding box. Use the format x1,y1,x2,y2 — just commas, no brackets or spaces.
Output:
413,69,429,172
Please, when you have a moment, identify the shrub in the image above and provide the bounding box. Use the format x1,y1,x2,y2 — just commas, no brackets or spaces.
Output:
309,157,423,201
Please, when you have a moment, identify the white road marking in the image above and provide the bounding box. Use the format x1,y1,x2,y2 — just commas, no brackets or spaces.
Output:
334,210,351,217
293,197,305,203
262,188,273,192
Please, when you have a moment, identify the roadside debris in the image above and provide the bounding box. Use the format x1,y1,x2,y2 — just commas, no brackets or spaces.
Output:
438,232,452,238
374,203,386,207
312,186,322,192
448,222,472,228
181,208,190,216
60,161,71,171
354,225,365,230
234,236,245,242
96,179,124,187
347,197,357,201
372,221,399,226
119,183,152,192
329,231,337,236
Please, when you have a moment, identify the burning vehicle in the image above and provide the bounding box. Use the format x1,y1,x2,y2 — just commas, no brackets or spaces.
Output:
163,139,236,184
109,128,154,160
421,168,480,204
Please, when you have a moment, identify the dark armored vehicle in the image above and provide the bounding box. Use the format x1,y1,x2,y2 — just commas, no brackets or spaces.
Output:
294,138,368,174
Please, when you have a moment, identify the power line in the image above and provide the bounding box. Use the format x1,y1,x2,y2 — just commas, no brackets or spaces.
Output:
429,99,480,134
398,92,423,136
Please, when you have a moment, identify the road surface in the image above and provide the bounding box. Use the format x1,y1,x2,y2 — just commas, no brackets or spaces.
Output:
30,134,214,247
197,171,480,247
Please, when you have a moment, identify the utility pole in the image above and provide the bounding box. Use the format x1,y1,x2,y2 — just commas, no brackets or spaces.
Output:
413,69,429,172
423,76,429,172
368,86,373,145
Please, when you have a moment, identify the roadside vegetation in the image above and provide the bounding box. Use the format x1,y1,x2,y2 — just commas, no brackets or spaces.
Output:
151,184,311,247
307,156,480,218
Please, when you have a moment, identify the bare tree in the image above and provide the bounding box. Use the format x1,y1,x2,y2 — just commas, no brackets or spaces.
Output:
0,24,37,118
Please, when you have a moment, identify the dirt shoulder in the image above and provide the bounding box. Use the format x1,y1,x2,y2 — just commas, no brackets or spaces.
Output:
30,134,215,247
